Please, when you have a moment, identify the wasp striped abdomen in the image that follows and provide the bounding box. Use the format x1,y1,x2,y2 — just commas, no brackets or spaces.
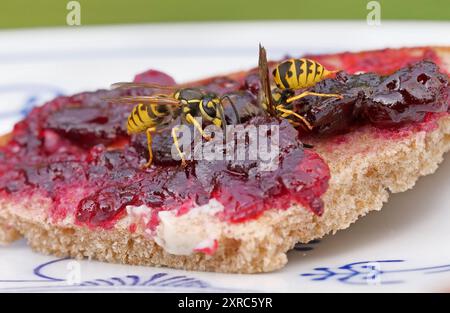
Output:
272,58,335,90
127,103,171,134
258,45,342,131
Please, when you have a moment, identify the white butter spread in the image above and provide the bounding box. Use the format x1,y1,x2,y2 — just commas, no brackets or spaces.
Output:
154,199,224,255
125,200,224,256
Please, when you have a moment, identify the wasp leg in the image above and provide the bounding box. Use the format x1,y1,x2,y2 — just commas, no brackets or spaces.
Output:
171,126,187,166
143,127,156,168
185,113,211,140
275,105,313,131
286,91,343,104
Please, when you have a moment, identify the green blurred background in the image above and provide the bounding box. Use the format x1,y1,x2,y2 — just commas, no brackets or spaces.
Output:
1,0,449,29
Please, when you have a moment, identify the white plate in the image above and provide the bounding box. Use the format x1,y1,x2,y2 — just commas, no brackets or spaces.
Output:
0,21,450,292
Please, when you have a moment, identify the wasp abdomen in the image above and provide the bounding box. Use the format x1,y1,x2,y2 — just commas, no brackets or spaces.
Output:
127,103,169,134
273,58,334,90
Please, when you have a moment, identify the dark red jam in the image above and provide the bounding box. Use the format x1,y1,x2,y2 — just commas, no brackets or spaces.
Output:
0,109,330,228
133,69,176,85
292,60,449,135
0,48,448,230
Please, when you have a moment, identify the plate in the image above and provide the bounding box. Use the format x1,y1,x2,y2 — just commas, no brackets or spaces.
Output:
1,21,450,292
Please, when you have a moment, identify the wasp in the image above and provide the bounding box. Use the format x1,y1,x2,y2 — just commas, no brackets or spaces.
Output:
273,58,336,89
258,45,343,130
109,83,239,167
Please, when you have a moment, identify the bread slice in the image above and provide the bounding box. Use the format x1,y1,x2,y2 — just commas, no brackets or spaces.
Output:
0,47,449,273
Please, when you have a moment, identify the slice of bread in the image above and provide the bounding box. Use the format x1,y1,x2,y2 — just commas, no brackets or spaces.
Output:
0,47,449,273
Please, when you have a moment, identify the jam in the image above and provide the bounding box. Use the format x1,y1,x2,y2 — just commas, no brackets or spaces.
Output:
307,47,443,75
0,109,330,228
292,61,449,135
0,48,448,231
133,69,177,85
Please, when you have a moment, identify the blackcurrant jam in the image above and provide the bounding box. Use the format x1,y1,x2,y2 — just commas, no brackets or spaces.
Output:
0,48,447,230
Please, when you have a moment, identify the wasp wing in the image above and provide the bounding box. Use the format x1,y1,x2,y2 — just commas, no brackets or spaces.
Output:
111,82,178,91
106,96,182,106
258,44,275,116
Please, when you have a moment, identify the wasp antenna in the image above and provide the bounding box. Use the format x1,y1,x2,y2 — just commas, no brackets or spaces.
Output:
221,95,240,124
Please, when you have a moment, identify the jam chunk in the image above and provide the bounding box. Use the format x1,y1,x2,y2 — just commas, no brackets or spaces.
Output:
289,60,448,135
363,61,448,126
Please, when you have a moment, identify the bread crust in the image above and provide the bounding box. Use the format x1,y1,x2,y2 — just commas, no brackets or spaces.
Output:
0,47,449,273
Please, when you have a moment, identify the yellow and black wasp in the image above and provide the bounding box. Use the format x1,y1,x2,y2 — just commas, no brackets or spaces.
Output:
109,83,239,167
273,58,336,89
258,45,343,130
